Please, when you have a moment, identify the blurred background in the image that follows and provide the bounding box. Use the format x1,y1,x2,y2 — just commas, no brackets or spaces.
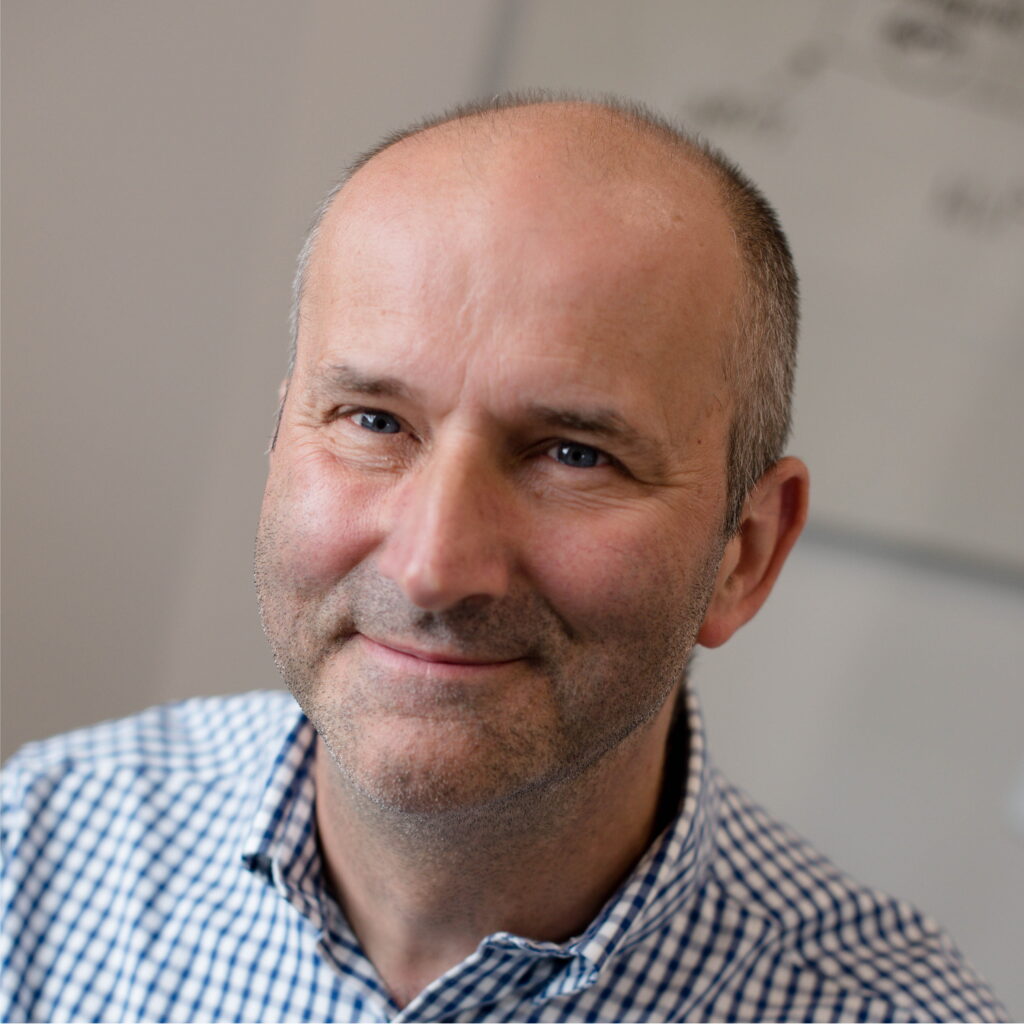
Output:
3,0,1022,1012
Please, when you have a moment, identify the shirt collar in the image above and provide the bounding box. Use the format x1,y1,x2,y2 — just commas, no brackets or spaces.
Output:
240,685,720,1002
240,706,326,926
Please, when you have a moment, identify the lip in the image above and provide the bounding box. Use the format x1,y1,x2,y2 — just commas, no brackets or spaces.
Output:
357,633,523,669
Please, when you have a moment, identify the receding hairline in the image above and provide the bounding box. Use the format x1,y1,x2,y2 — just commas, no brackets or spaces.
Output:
289,96,741,363
344,99,718,186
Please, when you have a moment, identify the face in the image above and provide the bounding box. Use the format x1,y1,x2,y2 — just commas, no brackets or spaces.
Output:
255,120,740,816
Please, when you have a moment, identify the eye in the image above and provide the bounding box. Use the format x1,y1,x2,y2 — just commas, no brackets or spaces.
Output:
353,410,401,434
548,441,608,469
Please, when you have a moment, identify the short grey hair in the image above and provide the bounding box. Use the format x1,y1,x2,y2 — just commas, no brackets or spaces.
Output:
278,91,798,536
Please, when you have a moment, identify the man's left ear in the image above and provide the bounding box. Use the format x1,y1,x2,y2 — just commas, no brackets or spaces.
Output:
697,456,810,649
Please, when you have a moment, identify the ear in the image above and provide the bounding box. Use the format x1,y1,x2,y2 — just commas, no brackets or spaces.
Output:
697,456,809,649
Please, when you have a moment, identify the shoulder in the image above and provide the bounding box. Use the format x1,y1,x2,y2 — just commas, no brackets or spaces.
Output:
4,690,296,783
1,691,298,857
0,692,303,1022
702,774,1006,1022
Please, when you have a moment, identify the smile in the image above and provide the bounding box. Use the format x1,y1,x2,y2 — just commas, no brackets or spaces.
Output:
356,634,525,674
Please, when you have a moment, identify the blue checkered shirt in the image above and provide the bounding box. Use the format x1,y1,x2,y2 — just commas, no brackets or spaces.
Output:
1,689,1006,1023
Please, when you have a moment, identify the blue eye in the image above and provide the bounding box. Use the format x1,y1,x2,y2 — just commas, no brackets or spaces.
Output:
551,442,606,468
355,411,401,434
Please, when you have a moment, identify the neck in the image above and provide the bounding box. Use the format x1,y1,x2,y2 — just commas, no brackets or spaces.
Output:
314,698,680,1009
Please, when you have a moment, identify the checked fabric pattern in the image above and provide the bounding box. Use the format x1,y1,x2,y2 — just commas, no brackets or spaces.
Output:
1,689,1007,1023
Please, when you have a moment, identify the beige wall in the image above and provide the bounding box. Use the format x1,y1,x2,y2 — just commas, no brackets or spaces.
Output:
4,0,1022,1013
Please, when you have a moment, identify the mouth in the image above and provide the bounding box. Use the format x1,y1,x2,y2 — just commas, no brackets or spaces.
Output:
356,633,525,673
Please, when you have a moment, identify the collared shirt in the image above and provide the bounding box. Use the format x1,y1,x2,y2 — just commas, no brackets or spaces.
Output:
1,689,1006,1023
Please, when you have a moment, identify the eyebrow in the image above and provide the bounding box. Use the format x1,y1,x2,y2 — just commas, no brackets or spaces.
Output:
314,368,644,440
528,404,640,442
311,363,414,401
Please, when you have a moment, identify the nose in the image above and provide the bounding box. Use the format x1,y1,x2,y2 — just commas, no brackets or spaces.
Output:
375,442,513,612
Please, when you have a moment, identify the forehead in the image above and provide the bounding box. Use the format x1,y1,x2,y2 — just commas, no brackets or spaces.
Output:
298,110,739,421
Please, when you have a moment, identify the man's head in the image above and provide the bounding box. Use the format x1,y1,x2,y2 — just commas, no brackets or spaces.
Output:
255,95,808,819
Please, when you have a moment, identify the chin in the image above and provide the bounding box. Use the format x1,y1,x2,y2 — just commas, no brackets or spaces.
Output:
322,715,562,819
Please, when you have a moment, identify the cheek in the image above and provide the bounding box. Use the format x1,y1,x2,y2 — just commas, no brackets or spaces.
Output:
526,504,719,639
261,453,383,593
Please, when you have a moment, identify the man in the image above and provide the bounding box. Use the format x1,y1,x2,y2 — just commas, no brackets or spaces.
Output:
1,95,1005,1022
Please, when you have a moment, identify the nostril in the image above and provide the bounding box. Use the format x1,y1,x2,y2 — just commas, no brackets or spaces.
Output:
377,523,511,612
